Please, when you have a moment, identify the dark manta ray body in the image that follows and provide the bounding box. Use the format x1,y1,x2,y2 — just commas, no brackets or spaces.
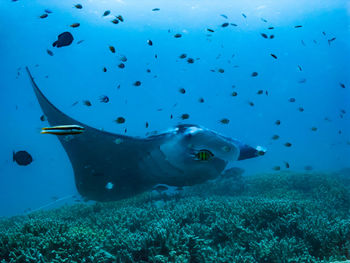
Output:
26,67,265,201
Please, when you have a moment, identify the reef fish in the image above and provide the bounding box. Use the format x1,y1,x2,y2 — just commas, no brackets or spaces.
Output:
52,32,73,48
13,150,33,166
41,125,85,135
26,67,265,201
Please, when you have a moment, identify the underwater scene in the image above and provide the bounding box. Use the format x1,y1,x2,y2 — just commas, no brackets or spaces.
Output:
1,0,350,262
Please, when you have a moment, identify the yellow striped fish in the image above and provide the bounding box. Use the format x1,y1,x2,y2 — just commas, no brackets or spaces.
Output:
41,125,85,135
194,149,214,161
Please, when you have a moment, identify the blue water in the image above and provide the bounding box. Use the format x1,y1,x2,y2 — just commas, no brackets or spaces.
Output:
0,0,349,217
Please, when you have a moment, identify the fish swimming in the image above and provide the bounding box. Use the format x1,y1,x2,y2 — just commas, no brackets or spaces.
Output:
41,125,85,135
26,67,265,201
13,150,33,166
52,32,74,48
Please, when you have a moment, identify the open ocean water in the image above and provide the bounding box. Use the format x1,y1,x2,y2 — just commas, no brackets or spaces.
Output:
0,0,349,262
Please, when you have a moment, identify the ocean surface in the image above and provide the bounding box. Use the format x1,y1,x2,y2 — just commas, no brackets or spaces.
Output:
0,0,349,262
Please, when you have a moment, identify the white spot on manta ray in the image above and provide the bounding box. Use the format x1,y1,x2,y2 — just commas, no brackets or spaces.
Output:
105,182,114,190
184,126,203,135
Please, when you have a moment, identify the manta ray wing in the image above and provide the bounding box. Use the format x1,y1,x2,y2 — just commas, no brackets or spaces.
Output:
26,67,161,201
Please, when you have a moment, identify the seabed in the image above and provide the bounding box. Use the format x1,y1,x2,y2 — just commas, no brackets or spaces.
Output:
1,170,350,263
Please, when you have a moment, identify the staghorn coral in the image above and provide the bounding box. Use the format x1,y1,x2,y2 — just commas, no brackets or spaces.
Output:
0,171,350,262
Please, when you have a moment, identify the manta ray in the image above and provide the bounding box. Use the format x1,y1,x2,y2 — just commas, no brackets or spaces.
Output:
26,67,265,201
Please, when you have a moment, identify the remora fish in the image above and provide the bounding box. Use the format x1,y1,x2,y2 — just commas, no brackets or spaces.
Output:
41,125,85,135
26,67,265,201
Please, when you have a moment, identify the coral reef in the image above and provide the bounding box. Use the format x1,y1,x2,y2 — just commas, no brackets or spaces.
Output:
0,171,350,262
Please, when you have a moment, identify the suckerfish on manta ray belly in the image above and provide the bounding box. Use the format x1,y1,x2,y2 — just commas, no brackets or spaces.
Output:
26,67,266,202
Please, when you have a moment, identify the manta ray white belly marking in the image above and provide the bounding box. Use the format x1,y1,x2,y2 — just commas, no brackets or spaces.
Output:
26,67,265,201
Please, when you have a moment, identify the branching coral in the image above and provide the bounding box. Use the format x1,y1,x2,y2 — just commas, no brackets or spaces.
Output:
0,171,349,262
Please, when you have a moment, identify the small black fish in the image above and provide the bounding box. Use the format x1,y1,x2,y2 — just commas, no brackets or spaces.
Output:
268,27,274,30
269,35,274,39
111,19,119,24
187,58,194,64
103,10,111,17
257,90,263,95
294,25,303,28
207,28,214,32
174,33,182,38
13,151,33,166
231,91,238,97
340,83,346,89
251,72,258,77
220,118,229,124
275,120,281,125
74,4,82,9
289,98,296,102
218,68,224,73
109,46,116,53
270,54,277,59
40,14,48,19
242,13,246,18
284,142,292,147
145,122,149,128
297,65,302,71
311,127,317,132
179,88,186,94
221,14,228,19
116,15,124,22
147,40,153,46
120,55,127,62
181,113,190,120
99,95,109,103
221,23,229,27
52,32,74,48
45,9,52,14
103,67,107,72
46,49,54,56
115,117,125,124
152,8,160,11
83,100,92,106
198,97,204,103
179,53,187,59
70,23,80,28
77,40,84,44
272,134,279,140
133,81,141,86
40,115,46,121
248,101,254,107
261,18,267,23
284,162,290,168
261,33,268,39
118,63,125,69
231,23,238,27
328,37,336,45
298,107,304,112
